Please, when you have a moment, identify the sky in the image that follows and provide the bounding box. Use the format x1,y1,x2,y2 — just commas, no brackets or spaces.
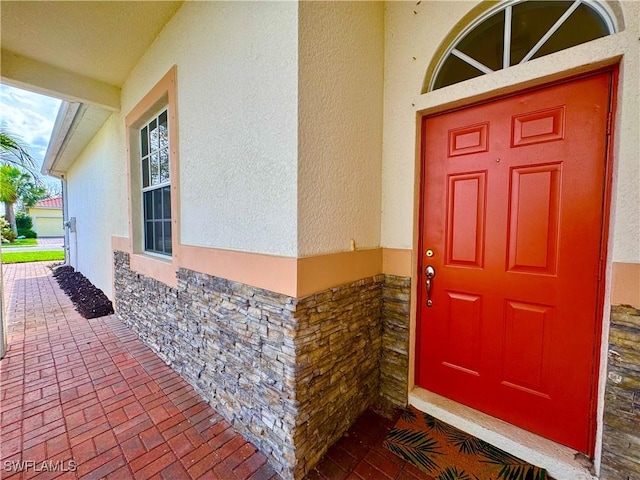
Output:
0,84,62,191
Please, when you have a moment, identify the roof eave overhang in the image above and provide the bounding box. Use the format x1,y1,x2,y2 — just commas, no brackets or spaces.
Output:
0,50,120,180
42,101,80,178
42,101,113,179
1,50,121,111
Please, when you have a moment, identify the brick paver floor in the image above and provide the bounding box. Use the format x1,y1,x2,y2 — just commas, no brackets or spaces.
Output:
0,261,434,480
304,409,435,480
0,262,277,480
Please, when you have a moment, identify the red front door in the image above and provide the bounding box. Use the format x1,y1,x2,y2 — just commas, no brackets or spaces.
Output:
416,72,612,454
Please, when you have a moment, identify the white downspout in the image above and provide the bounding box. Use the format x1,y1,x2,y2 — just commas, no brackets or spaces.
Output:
61,175,71,266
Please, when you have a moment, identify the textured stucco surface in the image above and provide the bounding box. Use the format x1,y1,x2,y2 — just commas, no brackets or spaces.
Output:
122,1,299,256
64,2,300,296
382,1,473,250
609,0,640,263
66,113,127,299
381,0,640,265
297,1,384,257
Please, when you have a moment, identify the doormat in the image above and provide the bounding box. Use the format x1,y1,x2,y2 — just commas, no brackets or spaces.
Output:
383,406,547,480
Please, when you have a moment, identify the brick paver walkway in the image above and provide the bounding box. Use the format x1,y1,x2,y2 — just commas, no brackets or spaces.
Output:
0,261,434,480
0,262,277,480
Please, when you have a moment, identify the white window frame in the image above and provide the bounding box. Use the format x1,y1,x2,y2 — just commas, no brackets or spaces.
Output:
139,106,172,256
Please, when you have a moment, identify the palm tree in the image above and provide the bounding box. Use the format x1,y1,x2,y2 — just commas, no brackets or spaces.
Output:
0,166,19,234
0,165,46,234
0,131,43,235
0,131,37,172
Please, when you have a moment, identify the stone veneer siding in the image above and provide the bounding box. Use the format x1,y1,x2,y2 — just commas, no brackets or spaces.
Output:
113,251,391,480
601,305,640,480
380,275,411,407
292,277,383,473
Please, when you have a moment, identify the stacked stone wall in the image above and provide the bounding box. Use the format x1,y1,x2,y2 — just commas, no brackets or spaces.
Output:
113,254,184,373
115,252,298,477
380,275,411,407
178,267,300,474
292,276,384,474
601,305,640,480
113,251,390,479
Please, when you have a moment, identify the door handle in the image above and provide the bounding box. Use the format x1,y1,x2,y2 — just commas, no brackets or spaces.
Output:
425,265,435,307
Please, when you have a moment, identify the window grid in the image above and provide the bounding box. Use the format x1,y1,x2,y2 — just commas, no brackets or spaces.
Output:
429,0,617,91
140,108,172,256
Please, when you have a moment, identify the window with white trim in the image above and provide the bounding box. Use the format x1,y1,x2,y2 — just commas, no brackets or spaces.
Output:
428,0,617,91
140,108,172,255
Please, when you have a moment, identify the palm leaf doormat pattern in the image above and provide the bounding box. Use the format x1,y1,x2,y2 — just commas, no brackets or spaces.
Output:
383,406,548,480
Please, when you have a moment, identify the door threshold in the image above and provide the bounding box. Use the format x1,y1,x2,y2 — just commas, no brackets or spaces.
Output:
409,387,597,480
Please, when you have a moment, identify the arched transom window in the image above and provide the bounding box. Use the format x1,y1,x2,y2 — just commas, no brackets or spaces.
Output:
428,0,617,92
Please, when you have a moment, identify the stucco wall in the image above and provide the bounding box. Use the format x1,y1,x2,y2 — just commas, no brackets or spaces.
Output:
65,1,299,296
122,1,299,257
610,0,640,264
382,1,471,250
66,113,128,299
297,1,384,257
381,0,640,266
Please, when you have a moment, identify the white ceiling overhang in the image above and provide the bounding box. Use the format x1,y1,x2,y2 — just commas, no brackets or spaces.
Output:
0,1,183,177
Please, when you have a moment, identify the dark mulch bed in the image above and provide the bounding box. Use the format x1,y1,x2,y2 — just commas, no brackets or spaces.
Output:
52,265,114,319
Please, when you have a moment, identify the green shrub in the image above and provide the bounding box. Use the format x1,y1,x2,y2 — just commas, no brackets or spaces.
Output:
1,217,16,243
17,228,37,238
16,212,33,230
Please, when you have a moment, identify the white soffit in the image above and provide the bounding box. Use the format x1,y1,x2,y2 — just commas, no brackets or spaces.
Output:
42,102,111,178
1,1,183,89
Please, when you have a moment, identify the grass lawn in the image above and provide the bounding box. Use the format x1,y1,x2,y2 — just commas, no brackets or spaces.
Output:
2,238,39,248
1,250,65,264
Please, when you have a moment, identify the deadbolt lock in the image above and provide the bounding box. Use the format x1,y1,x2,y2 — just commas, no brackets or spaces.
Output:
426,249,434,257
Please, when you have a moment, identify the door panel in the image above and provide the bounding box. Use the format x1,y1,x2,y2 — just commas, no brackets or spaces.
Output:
416,73,611,454
446,172,486,267
443,291,482,375
507,164,561,274
502,300,553,397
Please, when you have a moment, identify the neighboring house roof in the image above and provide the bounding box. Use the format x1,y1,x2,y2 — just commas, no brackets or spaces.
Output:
33,197,63,209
